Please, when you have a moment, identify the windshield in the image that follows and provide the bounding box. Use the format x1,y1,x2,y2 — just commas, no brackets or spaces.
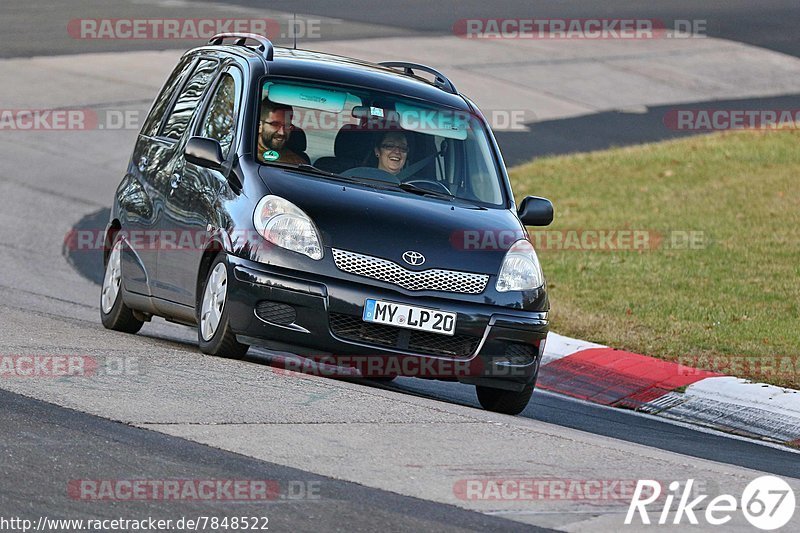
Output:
256,79,506,206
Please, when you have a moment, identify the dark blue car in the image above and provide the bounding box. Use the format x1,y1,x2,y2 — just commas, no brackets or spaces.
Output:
101,33,554,414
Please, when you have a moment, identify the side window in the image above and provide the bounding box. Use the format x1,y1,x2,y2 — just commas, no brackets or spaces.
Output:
199,74,238,159
161,59,218,140
140,55,194,138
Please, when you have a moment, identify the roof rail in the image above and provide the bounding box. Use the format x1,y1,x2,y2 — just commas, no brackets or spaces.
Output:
208,33,274,61
378,62,458,94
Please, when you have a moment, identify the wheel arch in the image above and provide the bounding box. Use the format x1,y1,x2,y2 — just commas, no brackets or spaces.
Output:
104,219,122,265
195,238,230,312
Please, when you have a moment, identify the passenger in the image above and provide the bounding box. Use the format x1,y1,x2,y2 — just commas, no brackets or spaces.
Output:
372,131,409,175
258,99,305,164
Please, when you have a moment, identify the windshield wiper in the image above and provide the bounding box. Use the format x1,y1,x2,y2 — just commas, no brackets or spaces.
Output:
275,164,484,208
398,181,454,200
396,182,487,209
289,163,346,179
287,164,398,190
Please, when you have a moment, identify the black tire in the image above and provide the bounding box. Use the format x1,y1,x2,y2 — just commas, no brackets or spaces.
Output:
476,384,534,415
100,237,144,334
197,254,249,359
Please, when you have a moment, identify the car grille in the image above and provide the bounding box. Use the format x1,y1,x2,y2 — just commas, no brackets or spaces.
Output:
331,248,489,294
255,301,297,325
504,343,537,365
329,313,481,358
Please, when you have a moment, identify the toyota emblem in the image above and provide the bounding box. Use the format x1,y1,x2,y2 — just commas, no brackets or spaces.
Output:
402,251,425,266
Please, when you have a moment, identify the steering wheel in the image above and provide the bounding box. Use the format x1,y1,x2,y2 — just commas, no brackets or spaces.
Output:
402,179,453,196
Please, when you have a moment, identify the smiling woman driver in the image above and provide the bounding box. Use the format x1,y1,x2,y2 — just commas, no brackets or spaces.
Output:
373,131,409,175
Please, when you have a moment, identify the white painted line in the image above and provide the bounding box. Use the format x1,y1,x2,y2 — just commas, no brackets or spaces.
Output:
542,332,605,365
685,376,800,414
535,389,800,454
539,332,800,444
658,376,800,442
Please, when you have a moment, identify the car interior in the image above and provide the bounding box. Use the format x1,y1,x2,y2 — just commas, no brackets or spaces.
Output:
261,83,502,205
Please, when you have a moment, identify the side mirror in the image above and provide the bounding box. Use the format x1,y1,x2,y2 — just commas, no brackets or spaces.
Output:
517,196,554,226
184,136,224,170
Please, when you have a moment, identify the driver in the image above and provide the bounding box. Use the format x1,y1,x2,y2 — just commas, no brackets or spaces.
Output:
258,99,305,164
373,131,409,175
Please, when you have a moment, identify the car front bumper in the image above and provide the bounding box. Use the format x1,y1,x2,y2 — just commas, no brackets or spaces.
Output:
225,255,548,391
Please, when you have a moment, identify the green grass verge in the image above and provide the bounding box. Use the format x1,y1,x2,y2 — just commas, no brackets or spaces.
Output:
509,130,800,388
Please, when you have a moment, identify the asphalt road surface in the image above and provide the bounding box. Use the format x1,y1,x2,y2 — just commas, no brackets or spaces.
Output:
1,2,800,531
3,0,799,165
0,389,540,532
3,0,798,58
220,0,800,58
62,205,800,481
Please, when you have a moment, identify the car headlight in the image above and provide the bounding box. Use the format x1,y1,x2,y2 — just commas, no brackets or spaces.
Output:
253,195,323,260
495,239,544,292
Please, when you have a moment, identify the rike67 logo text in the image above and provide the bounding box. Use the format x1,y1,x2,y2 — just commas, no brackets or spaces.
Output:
626,476,795,530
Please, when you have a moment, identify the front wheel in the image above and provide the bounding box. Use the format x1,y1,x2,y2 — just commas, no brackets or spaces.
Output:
476,384,534,415
100,238,144,333
197,255,249,359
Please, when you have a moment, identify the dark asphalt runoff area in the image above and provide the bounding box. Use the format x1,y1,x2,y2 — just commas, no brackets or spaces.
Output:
0,389,543,532
3,0,798,58
222,0,800,58
3,1,798,165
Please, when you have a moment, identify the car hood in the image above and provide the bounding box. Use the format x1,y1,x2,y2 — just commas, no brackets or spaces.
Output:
258,167,527,275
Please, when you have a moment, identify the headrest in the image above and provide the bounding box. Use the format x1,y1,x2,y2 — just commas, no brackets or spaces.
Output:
287,126,307,153
334,124,376,160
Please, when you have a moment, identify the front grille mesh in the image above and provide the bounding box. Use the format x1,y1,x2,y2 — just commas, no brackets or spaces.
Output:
329,313,480,358
331,249,489,294
255,301,297,325
504,343,536,365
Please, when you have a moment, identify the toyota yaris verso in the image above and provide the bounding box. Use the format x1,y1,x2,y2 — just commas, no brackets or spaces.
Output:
101,33,554,415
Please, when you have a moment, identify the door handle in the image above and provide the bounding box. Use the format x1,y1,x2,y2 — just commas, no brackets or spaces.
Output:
138,156,148,172
170,173,182,189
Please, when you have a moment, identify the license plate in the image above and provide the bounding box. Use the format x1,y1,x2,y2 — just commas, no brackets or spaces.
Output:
362,299,456,336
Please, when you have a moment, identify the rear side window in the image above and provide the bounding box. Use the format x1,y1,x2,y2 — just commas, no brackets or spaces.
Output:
140,55,194,138
199,74,237,159
161,59,218,140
